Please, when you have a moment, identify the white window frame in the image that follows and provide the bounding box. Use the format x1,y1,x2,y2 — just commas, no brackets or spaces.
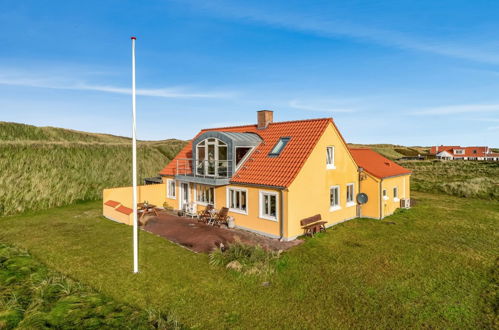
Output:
329,185,341,211
346,183,355,207
166,179,176,199
259,190,278,221
393,186,399,202
226,187,248,215
326,146,336,169
383,189,388,201
195,184,215,206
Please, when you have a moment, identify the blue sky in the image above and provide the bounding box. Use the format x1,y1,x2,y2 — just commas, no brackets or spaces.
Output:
1,0,499,146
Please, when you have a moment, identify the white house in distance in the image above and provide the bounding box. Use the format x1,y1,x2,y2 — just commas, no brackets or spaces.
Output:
430,146,499,161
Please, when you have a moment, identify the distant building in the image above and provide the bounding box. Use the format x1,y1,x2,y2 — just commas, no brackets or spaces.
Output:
430,145,499,161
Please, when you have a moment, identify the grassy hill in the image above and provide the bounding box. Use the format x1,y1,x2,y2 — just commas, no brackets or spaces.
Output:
398,160,499,200
0,122,186,216
348,143,429,160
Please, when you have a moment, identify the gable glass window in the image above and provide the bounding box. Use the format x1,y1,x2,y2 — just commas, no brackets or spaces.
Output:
393,187,399,200
259,191,278,221
330,186,340,210
326,146,335,169
167,179,176,199
269,137,290,156
196,185,214,205
196,138,228,177
236,147,252,167
346,183,354,205
228,188,247,213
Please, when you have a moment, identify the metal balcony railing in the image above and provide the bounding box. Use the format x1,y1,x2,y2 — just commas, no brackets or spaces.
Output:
175,158,233,179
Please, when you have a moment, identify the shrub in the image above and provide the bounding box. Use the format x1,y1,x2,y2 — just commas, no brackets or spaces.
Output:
209,242,282,276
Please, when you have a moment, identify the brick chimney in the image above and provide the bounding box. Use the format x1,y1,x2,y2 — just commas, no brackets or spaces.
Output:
257,110,273,129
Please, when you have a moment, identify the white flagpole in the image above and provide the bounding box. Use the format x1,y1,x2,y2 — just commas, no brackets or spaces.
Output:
131,36,139,273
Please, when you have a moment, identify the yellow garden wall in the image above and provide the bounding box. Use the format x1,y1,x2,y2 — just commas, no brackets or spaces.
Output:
102,183,166,224
286,122,359,239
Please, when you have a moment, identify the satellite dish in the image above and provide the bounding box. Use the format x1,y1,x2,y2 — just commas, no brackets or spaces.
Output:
357,193,368,204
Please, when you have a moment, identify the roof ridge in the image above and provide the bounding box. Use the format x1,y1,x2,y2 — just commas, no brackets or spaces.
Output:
202,117,332,132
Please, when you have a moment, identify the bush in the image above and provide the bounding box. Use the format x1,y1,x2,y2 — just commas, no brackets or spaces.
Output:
209,242,282,276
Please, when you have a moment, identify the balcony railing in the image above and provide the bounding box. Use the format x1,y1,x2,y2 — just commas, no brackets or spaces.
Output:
176,158,233,179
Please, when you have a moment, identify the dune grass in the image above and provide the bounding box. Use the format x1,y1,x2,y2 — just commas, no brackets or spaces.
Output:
399,160,499,200
0,191,497,329
0,244,179,329
0,122,186,216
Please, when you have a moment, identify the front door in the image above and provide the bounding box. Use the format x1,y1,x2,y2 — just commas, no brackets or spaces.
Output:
180,183,190,209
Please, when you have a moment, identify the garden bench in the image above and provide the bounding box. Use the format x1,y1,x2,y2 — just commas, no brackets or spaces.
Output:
300,214,327,237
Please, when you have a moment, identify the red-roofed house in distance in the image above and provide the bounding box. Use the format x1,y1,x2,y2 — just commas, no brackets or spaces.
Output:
430,145,499,161
103,111,412,241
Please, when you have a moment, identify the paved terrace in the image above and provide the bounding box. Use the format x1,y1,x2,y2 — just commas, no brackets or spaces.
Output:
143,213,302,253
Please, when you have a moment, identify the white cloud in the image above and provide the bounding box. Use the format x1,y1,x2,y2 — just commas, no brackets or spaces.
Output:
182,1,499,64
0,75,233,99
289,99,356,113
411,104,499,115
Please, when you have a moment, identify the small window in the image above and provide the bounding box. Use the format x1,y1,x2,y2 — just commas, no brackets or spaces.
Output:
382,189,387,199
330,186,340,209
259,191,278,221
326,146,335,168
393,187,398,199
228,188,247,213
346,183,354,204
269,137,290,156
167,179,176,199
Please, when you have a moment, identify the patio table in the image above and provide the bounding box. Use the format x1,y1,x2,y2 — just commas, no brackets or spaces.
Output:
207,208,218,226
137,203,158,225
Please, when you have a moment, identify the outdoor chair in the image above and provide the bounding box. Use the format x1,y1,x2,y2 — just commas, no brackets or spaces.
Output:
197,204,214,223
182,202,198,218
212,207,229,227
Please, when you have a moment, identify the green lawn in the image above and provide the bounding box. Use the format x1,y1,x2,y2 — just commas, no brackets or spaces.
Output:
1,192,497,329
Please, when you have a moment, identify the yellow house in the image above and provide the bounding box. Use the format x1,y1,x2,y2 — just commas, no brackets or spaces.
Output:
349,148,411,219
103,110,411,240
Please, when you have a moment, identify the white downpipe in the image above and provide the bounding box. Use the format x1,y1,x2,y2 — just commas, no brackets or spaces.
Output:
131,36,139,274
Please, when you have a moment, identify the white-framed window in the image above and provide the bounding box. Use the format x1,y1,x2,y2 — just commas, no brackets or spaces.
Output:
167,179,176,199
383,189,388,200
454,149,464,155
393,187,399,201
259,191,278,221
196,185,214,205
346,183,355,206
326,146,335,169
227,187,248,214
330,185,340,211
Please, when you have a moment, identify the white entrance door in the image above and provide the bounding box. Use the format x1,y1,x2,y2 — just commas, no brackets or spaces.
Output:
180,183,190,209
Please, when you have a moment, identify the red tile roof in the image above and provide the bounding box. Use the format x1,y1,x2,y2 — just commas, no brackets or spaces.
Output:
160,118,333,187
116,205,133,215
104,200,120,208
431,146,492,158
349,148,411,179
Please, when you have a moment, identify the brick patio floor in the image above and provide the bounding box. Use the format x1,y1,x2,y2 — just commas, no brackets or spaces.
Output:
142,212,302,253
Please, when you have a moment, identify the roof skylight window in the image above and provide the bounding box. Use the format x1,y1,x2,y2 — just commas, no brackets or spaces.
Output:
269,137,290,156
